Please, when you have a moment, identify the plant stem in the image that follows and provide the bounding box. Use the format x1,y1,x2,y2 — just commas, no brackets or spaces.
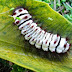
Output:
54,0,56,10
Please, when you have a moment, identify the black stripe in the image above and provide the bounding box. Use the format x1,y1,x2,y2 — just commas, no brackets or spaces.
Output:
17,13,28,17
55,36,61,52
15,13,28,21
18,18,32,27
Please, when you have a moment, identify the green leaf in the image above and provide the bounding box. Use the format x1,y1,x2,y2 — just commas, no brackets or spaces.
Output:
70,14,72,18
0,0,72,72
64,14,72,23
43,0,51,3
35,0,42,1
61,0,66,2
63,3,72,11
57,3,60,6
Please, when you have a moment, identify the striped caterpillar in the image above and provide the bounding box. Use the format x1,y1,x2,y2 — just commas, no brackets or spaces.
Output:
12,7,71,54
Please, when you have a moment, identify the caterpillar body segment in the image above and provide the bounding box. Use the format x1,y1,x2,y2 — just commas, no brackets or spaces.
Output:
12,7,71,53
19,20,33,30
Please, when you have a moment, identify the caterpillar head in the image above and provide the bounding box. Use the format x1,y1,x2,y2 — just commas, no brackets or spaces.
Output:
12,7,30,25
12,7,27,16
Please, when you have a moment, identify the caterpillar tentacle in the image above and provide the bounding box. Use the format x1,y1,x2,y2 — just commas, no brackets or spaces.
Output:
12,7,71,53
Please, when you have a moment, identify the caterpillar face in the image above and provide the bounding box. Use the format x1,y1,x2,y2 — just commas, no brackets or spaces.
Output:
12,7,71,53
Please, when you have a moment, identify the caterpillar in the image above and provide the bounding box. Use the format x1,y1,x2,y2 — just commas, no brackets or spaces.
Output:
12,7,71,54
